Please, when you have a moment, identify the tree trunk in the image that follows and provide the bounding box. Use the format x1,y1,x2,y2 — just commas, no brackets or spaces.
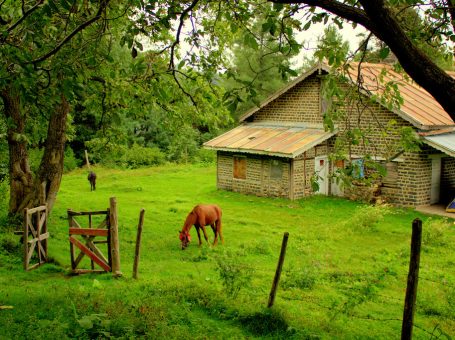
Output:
18,95,70,213
1,87,34,215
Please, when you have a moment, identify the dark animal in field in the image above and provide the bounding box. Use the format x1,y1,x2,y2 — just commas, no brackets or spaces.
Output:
179,204,223,250
87,171,96,191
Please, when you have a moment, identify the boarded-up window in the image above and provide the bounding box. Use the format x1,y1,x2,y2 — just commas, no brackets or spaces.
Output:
233,156,246,179
270,159,283,179
334,159,345,168
382,162,398,188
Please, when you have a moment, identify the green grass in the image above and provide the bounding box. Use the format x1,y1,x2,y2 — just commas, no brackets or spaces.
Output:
1,163,455,339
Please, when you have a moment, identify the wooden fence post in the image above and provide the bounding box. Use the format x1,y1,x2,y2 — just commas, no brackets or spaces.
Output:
109,197,122,277
23,208,29,270
268,232,289,308
401,218,422,340
85,150,91,168
132,209,145,279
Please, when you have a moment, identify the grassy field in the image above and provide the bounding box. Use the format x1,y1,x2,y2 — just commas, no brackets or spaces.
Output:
0,163,454,339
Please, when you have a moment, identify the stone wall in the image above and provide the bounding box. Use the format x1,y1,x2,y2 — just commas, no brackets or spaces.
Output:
442,157,455,204
217,151,291,198
248,76,323,124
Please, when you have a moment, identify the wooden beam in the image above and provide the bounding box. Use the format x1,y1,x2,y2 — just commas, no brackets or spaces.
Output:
69,228,108,237
67,210,109,216
69,236,111,272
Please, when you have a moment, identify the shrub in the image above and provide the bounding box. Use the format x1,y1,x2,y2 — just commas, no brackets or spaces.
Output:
86,140,166,169
122,144,165,168
0,178,9,229
282,266,318,290
194,148,216,164
344,205,391,232
0,233,21,255
422,218,451,247
64,147,80,172
215,250,254,298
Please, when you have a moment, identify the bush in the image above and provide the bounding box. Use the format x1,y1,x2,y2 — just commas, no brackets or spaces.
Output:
194,148,216,164
282,266,318,290
422,218,451,247
344,205,391,232
215,249,254,298
0,178,9,229
64,147,80,172
122,144,165,168
86,139,166,169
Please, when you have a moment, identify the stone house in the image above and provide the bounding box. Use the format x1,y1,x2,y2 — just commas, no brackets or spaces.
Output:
204,63,455,207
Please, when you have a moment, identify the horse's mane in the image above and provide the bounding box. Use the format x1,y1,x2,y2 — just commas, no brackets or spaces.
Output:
182,211,197,232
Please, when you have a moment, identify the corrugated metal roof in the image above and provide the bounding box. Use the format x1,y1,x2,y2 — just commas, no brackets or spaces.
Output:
203,123,335,158
347,63,455,129
422,132,455,157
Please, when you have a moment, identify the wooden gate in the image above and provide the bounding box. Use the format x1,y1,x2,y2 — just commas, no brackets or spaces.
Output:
23,205,49,271
68,209,112,274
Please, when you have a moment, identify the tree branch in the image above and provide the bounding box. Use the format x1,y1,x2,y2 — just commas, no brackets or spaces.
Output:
271,0,455,118
7,0,44,33
30,0,110,65
168,0,200,70
270,0,378,35
446,0,455,32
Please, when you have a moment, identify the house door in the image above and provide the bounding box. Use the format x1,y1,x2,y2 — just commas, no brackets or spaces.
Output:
315,156,329,195
430,156,442,204
331,160,344,197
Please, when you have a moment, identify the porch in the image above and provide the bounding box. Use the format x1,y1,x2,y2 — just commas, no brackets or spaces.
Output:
415,204,455,219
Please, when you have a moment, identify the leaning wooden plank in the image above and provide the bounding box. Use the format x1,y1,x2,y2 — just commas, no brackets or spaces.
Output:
69,228,108,237
72,269,106,275
38,212,46,231
69,236,111,272
26,240,36,263
96,219,107,229
70,218,82,229
26,262,41,271
86,241,109,265
73,250,86,268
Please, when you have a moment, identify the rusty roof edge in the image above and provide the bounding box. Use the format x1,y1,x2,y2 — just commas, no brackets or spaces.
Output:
203,128,337,159
239,63,331,122
244,121,326,129
419,127,455,136
202,145,294,158
290,130,337,157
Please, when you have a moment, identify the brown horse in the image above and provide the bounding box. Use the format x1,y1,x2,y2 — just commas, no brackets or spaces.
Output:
87,171,96,191
179,204,223,250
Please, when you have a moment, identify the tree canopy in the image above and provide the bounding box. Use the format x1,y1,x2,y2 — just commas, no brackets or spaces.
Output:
1,0,454,220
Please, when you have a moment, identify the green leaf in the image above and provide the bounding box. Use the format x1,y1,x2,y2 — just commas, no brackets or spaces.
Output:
243,33,258,50
379,47,390,60
77,316,93,330
273,3,284,12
